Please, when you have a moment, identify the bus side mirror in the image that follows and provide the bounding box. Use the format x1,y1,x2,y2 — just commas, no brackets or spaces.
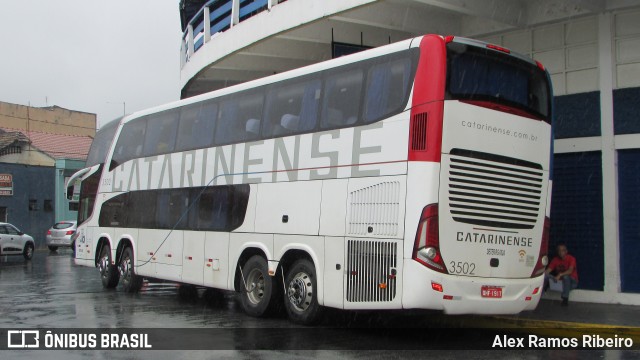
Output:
66,184,75,200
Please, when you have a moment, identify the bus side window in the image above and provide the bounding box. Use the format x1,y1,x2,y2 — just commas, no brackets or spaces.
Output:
216,91,264,146
364,56,412,123
99,193,127,227
321,68,363,129
143,110,179,157
156,190,189,229
229,184,250,228
111,118,147,168
263,78,321,137
189,187,230,231
123,191,157,229
176,101,217,152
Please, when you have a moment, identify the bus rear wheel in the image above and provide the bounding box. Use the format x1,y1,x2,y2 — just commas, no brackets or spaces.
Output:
284,259,322,325
119,247,143,293
239,255,279,317
98,244,119,289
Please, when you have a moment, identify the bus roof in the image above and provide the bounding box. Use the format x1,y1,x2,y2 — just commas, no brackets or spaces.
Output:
122,36,419,124
120,34,544,126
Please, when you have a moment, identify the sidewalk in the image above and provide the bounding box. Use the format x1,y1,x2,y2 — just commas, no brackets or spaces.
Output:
423,298,640,343
474,299,640,342
507,298,640,328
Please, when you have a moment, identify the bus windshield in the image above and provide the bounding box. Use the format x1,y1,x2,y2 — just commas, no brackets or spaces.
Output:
85,118,120,167
446,42,551,123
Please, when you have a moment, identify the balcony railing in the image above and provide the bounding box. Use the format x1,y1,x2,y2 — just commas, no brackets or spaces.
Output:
181,0,288,68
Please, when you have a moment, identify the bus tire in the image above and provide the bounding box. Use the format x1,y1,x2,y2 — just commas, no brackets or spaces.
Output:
98,244,119,289
119,247,143,293
284,259,323,325
239,255,278,317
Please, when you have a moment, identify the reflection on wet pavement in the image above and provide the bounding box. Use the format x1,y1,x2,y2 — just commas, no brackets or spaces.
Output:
1,251,637,359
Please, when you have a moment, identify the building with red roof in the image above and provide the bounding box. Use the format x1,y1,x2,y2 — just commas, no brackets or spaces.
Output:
0,101,97,248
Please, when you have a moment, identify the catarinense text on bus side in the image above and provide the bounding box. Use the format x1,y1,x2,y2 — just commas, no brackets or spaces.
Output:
109,121,407,192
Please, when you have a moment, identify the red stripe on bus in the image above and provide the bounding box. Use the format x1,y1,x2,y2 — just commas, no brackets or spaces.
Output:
409,35,446,163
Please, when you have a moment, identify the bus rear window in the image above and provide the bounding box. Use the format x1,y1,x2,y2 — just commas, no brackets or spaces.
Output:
446,42,551,123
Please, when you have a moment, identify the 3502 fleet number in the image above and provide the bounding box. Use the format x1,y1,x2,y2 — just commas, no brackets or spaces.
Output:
448,261,476,275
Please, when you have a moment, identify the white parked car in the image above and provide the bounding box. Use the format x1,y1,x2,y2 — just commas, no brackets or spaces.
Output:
46,221,77,251
0,222,35,260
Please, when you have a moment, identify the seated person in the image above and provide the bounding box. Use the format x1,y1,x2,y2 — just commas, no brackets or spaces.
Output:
324,108,357,128
245,118,261,138
545,243,579,306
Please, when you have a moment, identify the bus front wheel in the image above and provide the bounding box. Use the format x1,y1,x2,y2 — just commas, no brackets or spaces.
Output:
239,255,279,317
284,259,322,325
98,244,119,289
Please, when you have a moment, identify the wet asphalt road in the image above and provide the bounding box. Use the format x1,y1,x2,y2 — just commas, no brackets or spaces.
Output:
0,250,637,359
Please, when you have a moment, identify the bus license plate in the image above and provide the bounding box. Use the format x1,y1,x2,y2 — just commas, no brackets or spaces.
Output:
481,286,502,298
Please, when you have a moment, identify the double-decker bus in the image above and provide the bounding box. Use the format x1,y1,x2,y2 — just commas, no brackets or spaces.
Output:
69,34,553,325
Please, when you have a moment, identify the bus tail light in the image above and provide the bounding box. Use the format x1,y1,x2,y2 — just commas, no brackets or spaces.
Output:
531,217,550,277
413,205,448,273
486,43,510,54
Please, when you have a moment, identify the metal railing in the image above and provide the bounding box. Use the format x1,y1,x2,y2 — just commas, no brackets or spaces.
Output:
181,0,287,68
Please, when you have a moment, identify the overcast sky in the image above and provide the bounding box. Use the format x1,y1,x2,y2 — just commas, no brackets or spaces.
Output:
0,1,181,128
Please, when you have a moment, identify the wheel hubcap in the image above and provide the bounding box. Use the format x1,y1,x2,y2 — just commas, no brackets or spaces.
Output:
99,254,109,278
246,268,266,305
26,246,32,257
288,272,313,311
119,256,131,285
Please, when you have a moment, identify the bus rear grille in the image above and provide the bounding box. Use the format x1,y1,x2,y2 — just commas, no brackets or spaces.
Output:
347,181,401,236
346,239,397,303
447,148,544,230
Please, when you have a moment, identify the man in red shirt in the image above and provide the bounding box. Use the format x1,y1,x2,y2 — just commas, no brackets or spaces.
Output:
545,243,579,306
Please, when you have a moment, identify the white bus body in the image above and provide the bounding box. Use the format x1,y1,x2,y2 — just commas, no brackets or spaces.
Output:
71,34,553,323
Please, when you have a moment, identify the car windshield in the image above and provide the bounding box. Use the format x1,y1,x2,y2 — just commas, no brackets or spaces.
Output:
53,222,74,230
5,225,20,234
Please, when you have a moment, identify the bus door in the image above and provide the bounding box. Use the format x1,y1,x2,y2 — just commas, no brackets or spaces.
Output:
67,164,103,260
